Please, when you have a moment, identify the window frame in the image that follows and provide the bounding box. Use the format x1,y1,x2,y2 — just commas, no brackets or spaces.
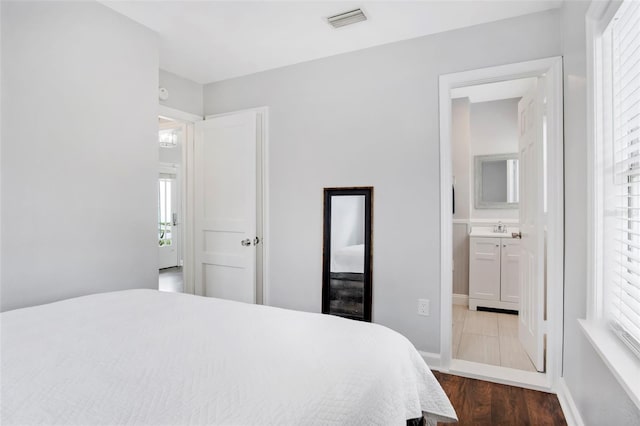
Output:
584,0,640,410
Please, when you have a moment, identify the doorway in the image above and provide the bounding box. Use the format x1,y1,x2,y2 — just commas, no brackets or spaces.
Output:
439,57,564,391
450,78,538,373
158,117,185,292
156,106,203,295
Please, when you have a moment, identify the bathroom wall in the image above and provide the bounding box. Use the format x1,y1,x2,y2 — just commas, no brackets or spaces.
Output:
451,97,520,296
451,98,472,297
469,98,520,221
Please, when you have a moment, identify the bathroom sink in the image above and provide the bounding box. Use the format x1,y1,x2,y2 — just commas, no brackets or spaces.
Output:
469,226,520,238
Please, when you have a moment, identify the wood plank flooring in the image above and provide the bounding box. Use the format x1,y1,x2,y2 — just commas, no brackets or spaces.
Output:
433,371,567,425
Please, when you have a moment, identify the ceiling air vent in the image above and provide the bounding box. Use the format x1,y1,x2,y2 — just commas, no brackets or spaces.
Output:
327,8,367,28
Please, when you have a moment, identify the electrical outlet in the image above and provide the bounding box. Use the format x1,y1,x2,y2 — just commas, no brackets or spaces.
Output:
418,299,430,316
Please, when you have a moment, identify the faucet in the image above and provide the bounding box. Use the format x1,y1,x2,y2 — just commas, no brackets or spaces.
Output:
494,221,506,233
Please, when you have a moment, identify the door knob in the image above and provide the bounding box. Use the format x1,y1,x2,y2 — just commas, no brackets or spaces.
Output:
241,239,251,247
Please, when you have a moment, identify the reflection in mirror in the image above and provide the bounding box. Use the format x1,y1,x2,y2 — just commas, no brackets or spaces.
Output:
475,154,519,209
322,187,372,322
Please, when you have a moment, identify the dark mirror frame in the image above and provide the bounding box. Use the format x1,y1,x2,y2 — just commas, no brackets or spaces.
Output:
322,187,373,322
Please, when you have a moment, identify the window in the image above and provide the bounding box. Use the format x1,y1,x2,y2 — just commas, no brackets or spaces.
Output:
586,0,640,405
600,0,640,359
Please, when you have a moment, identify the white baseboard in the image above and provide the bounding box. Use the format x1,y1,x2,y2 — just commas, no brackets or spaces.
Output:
452,293,468,306
555,378,585,426
419,351,442,370
449,359,550,391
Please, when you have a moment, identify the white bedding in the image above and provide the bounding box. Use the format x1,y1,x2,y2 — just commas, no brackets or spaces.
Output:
331,244,365,273
1,290,456,425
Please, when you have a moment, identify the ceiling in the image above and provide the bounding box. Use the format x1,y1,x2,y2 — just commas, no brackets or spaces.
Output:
451,77,538,103
102,1,562,85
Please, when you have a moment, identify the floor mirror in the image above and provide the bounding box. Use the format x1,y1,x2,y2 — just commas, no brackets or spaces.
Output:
322,187,373,322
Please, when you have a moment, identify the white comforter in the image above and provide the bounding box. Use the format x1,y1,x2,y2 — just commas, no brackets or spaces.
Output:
331,244,365,273
1,290,456,425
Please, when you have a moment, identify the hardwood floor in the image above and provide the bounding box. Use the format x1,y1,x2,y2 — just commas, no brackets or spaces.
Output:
433,371,567,425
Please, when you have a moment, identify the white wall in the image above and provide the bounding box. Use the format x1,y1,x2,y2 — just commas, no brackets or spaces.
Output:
0,1,159,311
159,144,182,164
159,69,203,117
159,124,183,165
469,98,520,220
203,10,561,352
560,1,640,422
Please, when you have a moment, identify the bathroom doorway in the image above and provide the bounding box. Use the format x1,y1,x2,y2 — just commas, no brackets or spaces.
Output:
439,57,564,391
450,79,538,372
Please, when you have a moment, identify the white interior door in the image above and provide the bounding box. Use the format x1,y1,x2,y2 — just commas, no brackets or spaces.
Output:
194,111,257,303
158,173,179,269
518,78,545,372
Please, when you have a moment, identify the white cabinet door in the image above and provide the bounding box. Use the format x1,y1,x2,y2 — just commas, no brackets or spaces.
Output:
500,239,521,304
469,237,501,301
194,111,257,303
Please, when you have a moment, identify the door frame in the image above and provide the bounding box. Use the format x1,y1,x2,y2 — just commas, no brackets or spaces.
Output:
204,107,269,305
159,105,203,295
438,57,564,392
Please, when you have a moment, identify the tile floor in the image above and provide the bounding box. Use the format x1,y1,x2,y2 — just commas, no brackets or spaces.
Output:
159,266,183,293
452,304,537,372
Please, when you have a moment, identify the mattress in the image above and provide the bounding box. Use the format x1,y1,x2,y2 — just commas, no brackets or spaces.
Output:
1,290,457,425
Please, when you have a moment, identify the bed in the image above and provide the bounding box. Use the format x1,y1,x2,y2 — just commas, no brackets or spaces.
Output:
1,290,457,425
331,243,365,273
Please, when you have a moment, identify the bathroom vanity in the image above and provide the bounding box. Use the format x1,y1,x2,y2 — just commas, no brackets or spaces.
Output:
468,226,520,311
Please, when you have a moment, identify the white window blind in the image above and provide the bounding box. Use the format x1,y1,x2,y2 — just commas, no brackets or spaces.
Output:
608,0,640,358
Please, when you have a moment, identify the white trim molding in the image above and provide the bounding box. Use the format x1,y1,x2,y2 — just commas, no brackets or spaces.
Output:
419,351,442,371
555,378,586,426
439,57,565,392
452,293,468,306
159,105,203,123
579,320,640,410
448,359,548,391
